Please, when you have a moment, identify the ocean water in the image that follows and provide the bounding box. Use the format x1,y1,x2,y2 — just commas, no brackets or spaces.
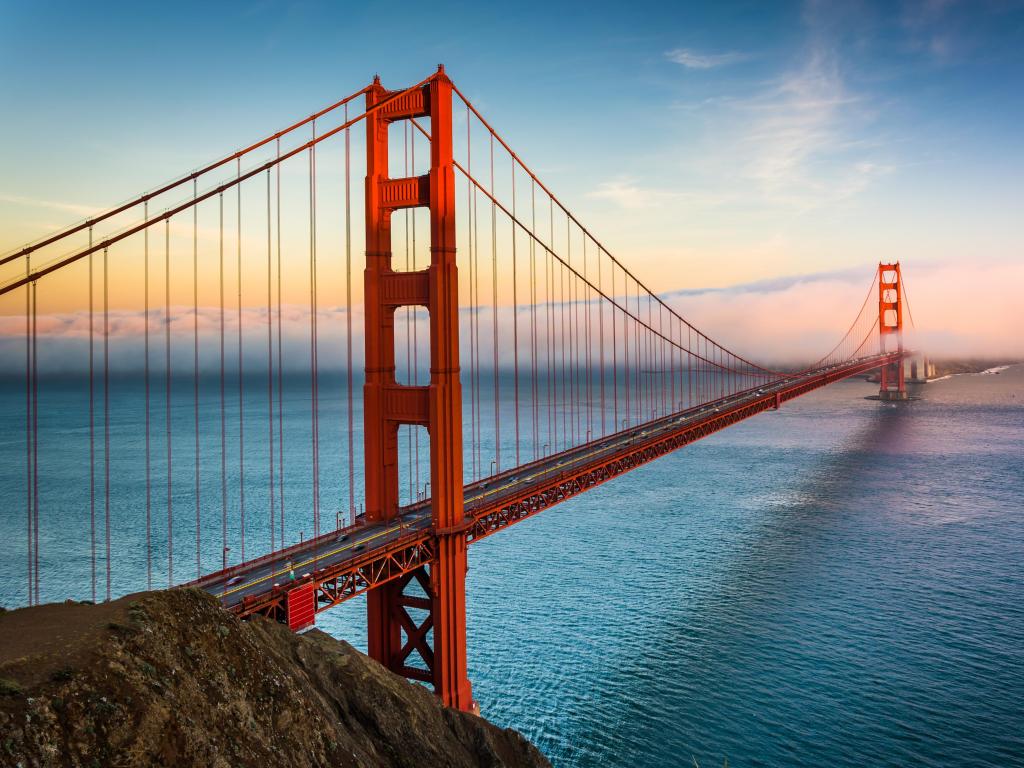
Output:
2,366,1022,766
321,366,1024,767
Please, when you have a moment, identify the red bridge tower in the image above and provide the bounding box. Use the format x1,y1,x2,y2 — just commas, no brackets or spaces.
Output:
877,262,907,400
363,68,475,712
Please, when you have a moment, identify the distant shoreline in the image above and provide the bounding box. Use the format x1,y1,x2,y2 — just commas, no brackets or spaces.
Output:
857,359,1019,385
928,359,1021,379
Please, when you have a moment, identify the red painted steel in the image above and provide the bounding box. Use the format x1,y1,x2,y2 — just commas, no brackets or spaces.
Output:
225,353,900,621
878,263,906,398
6,64,919,715
362,68,473,711
286,581,316,631
463,354,899,542
0,77,435,298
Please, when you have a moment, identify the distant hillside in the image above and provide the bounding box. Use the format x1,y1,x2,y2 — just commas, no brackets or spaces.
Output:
930,358,1021,377
0,589,549,768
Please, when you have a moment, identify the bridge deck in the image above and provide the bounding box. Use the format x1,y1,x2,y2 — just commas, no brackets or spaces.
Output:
187,353,899,620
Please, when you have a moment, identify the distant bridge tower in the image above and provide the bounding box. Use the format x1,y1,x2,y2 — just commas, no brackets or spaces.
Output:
877,262,907,400
363,67,474,711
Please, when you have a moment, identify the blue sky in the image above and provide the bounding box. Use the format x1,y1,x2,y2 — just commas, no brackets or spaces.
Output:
2,0,1022,353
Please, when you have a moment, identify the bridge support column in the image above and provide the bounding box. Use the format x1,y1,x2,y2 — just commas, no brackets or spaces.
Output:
363,68,474,711
877,262,907,401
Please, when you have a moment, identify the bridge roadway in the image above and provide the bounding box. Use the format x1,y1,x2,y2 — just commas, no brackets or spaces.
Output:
188,352,899,620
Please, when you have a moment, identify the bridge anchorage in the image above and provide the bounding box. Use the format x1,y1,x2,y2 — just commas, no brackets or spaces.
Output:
3,65,914,714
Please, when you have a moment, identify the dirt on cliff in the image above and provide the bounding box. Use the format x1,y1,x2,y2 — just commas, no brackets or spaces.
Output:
0,589,550,768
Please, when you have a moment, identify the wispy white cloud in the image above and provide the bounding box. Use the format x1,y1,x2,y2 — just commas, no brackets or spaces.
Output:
737,45,879,204
675,9,895,213
666,48,749,69
645,7,896,218
587,178,729,210
0,193,99,218
589,180,708,210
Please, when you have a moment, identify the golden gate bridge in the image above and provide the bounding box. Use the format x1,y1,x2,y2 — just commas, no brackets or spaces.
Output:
1,66,910,712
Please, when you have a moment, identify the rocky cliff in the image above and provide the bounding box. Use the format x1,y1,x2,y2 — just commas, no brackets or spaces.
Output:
0,589,549,768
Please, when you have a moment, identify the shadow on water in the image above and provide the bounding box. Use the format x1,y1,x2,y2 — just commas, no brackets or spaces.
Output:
569,403,920,766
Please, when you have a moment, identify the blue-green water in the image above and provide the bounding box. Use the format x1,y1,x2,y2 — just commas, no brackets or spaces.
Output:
322,366,1024,767
2,366,1022,766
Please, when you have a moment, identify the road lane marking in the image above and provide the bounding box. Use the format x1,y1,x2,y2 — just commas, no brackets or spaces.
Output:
218,518,428,600
219,376,836,601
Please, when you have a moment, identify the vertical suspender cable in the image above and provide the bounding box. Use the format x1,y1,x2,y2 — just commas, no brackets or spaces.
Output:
704,337,709,405
587,266,594,436
544,229,553,454
641,294,647,417
719,346,724,399
403,126,411,505
575,245,581,439
581,240,587,438
634,281,640,421
103,247,110,600
405,125,412,502
32,281,39,604
25,259,32,605
649,294,654,416
665,314,670,409
559,254,567,449
489,134,499,474
700,336,705,404
585,239,593,439
571,226,578,444
237,158,246,562
412,127,420,500
530,178,538,459
622,270,627,425
699,336,704,404
579,240,586,441
88,232,96,602
623,271,629,427
144,210,152,590
546,238,553,453
466,111,476,480
659,301,665,415
473,138,481,478
646,293,652,418
670,311,676,410
557,240,565,448
548,198,555,451
511,157,520,466
611,262,618,431
276,139,286,543
626,280,634,423
687,327,692,409
344,108,354,526
193,181,201,577
662,307,667,413
627,280,633,421
219,194,228,569
309,126,321,545
567,261,573,445
165,219,173,586
266,169,275,549
598,247,605,436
